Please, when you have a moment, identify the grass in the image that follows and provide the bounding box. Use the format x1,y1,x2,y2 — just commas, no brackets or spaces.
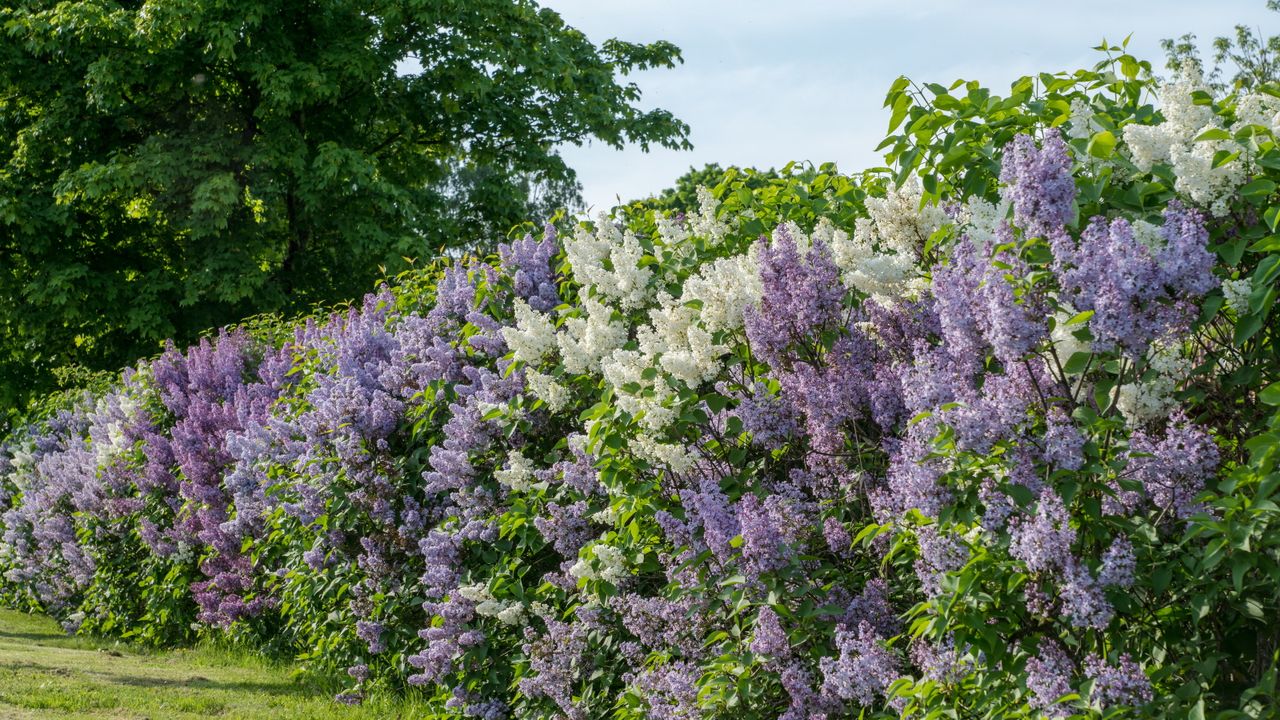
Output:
0,608,438,719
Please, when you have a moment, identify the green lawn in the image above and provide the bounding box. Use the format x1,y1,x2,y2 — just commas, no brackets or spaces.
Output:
0,609,435,719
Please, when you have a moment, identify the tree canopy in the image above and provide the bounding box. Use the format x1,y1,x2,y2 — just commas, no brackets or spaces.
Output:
0,0,690,415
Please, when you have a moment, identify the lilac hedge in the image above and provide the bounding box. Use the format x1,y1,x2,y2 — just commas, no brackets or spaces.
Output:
3,52,1280,719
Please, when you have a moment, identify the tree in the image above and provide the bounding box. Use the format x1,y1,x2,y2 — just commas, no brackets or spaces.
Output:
1161,0,1280,91
623,163,790,217
0,0,690,415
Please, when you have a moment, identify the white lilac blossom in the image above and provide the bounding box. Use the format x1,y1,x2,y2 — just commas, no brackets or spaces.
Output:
495,450,536,492
1067,97,1100,141
569,541,628,585
1222,277,1253,315
1123,63,1216,172
680,252,763,334
564,216,654,310
832,179,943,300
1122,62,1247,216
690,186,730,245
955,195,1011,247
601,349,677,431
502,300,558,366
525,369,570,412
1116,342,1193,425
557,296,628,375
638,293,730,386
863,177,949,258
1232,92,1280,133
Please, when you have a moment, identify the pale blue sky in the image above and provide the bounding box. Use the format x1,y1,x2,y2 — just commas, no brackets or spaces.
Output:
543,0,1277,211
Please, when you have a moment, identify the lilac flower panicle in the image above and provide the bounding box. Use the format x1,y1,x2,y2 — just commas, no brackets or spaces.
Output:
1157,202,1217,296
1054,204,1217,359
1061,561,1114,630
819,621,900,707
751,606,789,657
979,239,1048,365
1009,490,1075,574
1000,128,1077,237
498,225,561,313
1126,410,1218,520
1024,639,1075,718
632,661,702,720
733,382,800,450
519,615,590,720
1098,536,1136,588
913,524,970,597
737,493,788,579
911,635,972,684
1085,654,1152,709
842,578,900,639
744,226,844,368
1043,408,1085,471
823,517,852,556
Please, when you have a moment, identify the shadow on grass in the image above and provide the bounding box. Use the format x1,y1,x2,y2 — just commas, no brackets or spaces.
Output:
101,672,319,697
0,661,72,677
2,659,320,698
0,630,62,644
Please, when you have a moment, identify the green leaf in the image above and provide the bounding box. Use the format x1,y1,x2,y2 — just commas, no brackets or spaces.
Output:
1240,178,1277,199
1086,130,1116,158
1213,149,1241,168
1065,310,1094,325
1235,314,1265,346
888,93,912,134
1119,54,1140,79
1232,555,1252,592
1265,208,1280,233
1063,351,1092,374
1193,128,1232,142
1152,565,1173,593
1261,382,1280,406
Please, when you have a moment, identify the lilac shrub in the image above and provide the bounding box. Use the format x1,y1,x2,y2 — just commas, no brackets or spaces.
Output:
1,58,1269,720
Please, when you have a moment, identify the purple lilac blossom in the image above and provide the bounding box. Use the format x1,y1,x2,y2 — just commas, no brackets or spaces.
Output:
751,606,789,657
519,614,591,720
1043,407,1086,471
1053,204,1217,358
1126,410,1219,520
1024,638,1075,718
819,621,900,707
744,225,845,368
1000,128,1077,238
1085,654,1152,708
1008,490,1075,574
1098,536,1136,588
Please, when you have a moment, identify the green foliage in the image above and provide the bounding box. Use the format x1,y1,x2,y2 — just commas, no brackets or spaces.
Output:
624,163,792,216
0,0,690,416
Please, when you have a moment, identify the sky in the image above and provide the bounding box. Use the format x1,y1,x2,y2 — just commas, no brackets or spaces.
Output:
542,0,1277,212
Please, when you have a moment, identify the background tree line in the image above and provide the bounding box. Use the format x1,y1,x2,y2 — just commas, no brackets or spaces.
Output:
0,0,690,417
